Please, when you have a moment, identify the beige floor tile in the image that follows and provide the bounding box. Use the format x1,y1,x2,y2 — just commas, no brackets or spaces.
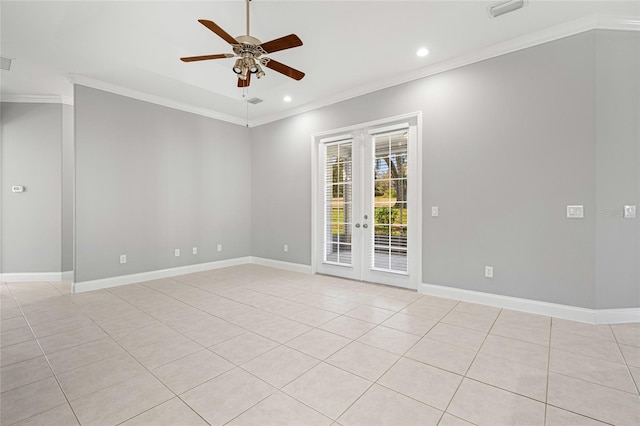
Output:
96,312,159,336
547,372,640,425
0,340,43,367
551,329,625,364
481,334,549,370
451,302,501,317
228,391,332,426
46,337,124,374
630,365,640,389
129,334,203,369
381,313,437,336
399,303,452,321
1,326,35,347
551,318,615,342
283,362,371,420
326,341,400,381
37,325,107,354
30,314,95,338
620,343,640,368
1,306,23,320
183,320,246,347
438,413,475,426
447,378,546,425
320,316,377,339
287,329,351,360
15,404,79,426
339,384,442,426
544,405,609,426
210,331,278,364
490,321,551,346
152,349,234,394
110,322,181,351
121,397,208,425
378,357,461,410
467,353,548,401
316,298,362,315
251,316,312,343
611,323,640,347
357,326,420,355
57,352,147,400
426,323,486,351
287,307,340,327
0,356,53,393
345,306,395,324
441,310,497,333
550,348,637,394
242,345,319,388
181,368,275,426
70,372,173,426
262,298,309,316
0,315,28,332
497,309,551,329
405,337,476,375
288,292,335,306
369,295,414,312
0,377,67,425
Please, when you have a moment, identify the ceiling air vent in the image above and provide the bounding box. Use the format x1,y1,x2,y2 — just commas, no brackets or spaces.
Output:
247,97,263,104
1,56,12,71
489,0,525,18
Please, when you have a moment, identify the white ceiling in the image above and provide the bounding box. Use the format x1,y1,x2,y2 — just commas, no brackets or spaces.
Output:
1,1,638,125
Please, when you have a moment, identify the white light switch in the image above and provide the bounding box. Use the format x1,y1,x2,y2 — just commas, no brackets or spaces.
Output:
217,244,222,252
175,249,180,257
192,247,198,254
567,205,584,219
624,205,637,219
431,206,439,217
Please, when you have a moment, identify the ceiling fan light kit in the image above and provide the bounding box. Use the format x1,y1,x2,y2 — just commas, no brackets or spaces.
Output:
180,0,305,88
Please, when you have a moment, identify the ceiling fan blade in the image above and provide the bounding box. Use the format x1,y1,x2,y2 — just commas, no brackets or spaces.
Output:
238,73,251,88
259,34,303,54
180,54,234,62
198,19,238,45
265,59,305,81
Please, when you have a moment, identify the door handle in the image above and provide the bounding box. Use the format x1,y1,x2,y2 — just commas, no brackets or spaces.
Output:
363,224,368,228
355,223,360,228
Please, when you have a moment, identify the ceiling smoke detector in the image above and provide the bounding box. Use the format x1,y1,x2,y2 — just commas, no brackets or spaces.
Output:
489,0,525,18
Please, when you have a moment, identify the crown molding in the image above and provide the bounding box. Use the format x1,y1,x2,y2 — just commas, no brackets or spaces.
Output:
1,94,73,105
5,14,637,127
250,14,640,127
67,74,248,127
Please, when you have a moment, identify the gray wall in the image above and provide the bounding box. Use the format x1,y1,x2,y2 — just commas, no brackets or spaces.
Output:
1,103,62,273
251,30,640,309
594,31,640,309
62,104,74,274
74,85,252,283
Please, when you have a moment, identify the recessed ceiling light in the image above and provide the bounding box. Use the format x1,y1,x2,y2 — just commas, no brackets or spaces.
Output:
283,95,292,102
416,48,429,57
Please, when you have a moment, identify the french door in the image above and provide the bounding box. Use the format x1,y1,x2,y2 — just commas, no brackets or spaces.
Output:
313,116,420,290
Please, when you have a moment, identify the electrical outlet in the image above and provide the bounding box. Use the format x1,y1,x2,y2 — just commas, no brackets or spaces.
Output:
485,266,494,278
192,247,198,255
120,254,127,264
217,244,222,252
567,205,584,219
175,249,180,257
431,206,439,217
284,244,288,253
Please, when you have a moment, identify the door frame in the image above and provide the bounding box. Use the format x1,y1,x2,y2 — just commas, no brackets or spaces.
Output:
310,111,423,290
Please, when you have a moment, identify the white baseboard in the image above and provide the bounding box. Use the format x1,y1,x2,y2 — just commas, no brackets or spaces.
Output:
0,272,63,282
72,257,253,293
420,283,639,325
250,257,312,274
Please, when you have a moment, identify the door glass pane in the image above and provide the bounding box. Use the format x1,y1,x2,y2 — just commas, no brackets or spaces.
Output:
325,141,352,265
371,132,408,273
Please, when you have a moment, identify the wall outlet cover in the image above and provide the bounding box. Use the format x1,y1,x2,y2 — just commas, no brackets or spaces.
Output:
120,255,127,264
192,247,198,254
217,244,222,252
284,244,289,253
174,249,180,257
485,266,494,278
431,206,439,217
567,205,584,219
624,205,637,219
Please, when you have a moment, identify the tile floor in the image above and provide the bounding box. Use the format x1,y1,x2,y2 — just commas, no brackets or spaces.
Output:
1,264,639,425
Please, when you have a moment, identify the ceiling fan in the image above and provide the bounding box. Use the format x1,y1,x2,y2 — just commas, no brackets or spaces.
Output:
180,0,305,88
